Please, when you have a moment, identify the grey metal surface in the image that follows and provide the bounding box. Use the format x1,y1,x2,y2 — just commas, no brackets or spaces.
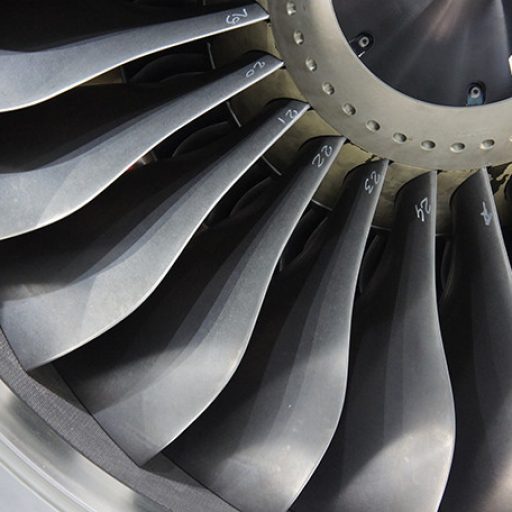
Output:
0,379,164,512
269,0,512,170
278,206,327,268
333,0,512,106
0,53,282,240
357,230,387,294
0,465,58,512
295,172,455,512
440,169,512,512
0,2,268,111
168,160,387,512
0,326,237,512
58,136,339,466
0,99,307,371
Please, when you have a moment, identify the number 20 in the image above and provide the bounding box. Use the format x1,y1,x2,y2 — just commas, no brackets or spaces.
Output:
246,60,266,78
226,9,248,26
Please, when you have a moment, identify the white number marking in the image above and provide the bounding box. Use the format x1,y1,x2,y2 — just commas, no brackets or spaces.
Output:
277,108,299,124
415,197,432,223
312,145,334,168
245,60,266,78
226,8,248,26
480,201,493,226
364,169,381,195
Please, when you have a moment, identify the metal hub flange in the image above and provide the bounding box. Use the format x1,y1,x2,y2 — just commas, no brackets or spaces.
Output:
332,0,512,107
268,0,512,170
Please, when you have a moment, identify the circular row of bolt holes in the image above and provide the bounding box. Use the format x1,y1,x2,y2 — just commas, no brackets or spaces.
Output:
338,102,496,153
287,5,496,154
325,70,495,152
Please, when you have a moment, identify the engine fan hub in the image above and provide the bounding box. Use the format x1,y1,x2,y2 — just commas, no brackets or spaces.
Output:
333,0,512,107
268,0,512,170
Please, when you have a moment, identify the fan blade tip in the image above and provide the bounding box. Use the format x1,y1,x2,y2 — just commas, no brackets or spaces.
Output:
398,169,438,197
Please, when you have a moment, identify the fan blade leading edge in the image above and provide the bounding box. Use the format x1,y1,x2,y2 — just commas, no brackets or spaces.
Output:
440,169,512,512
295,172,455,512
168,160,387,512
0,99,307,371
0,3,268,111
0,53,282,240
58,137,344,465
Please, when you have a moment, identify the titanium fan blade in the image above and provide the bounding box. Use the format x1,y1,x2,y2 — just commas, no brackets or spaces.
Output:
0,53,281,240
0,99,307,371
295,172,455,512
278,205,328,269
440,169,512,512
58,137,344,466
167,160,387,512
357,230,387,294
0,2,268,111
126,52,210,83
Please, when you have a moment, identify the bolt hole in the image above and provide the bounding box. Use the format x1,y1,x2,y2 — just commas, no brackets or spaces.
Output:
366,120,380,132
451,142,466,153
421,140,436,150
286,1,297,15
305,57,317,72
481,139,495,150
393,133,407,144
293,31,304,45
342,103,356,116
322,82,335,95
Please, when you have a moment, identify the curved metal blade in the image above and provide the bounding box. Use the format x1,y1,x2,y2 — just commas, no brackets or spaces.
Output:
205,161,273,226
357,229,387,294
125,52,210,83
0,53,282,240
0,99,307,371
295,172,455,512
0,3,268,111
278,205,328,269
440,169,512,512
167,160,387,512
57,137,343,466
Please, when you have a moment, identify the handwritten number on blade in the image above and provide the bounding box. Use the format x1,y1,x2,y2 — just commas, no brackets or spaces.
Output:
277,109,299,124
246,60,266,78
226,8,248,26
415,197,432,223
312,145,334,169
365,169,381,195
481,201,493,226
